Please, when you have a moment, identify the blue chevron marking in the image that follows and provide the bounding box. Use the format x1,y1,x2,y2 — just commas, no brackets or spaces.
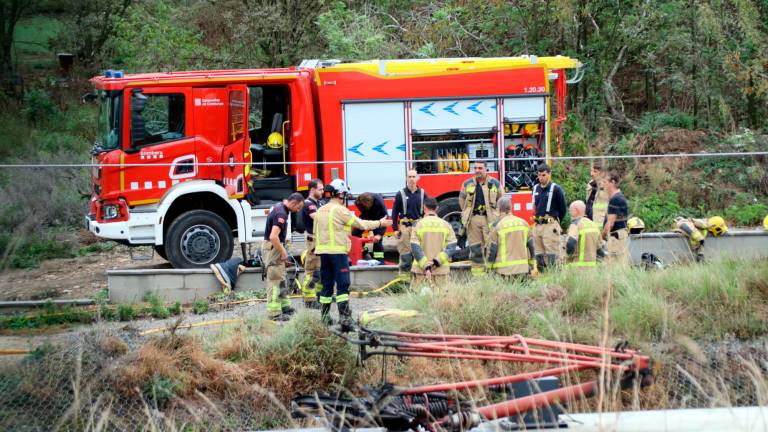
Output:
372,141,389,155
349,142,364,157
443,101,459,116
467,101,483,115
396,143,406,152
490,103,497,110
419,103,435,117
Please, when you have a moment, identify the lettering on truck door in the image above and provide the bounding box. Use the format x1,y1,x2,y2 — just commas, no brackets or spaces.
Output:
122,86,195,207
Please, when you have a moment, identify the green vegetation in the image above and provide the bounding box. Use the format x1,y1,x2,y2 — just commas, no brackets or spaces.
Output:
192,299,209,314
0,0,766,270
397,258,768,343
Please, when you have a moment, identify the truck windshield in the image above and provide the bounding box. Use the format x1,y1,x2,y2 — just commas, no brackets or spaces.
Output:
97,90,122,151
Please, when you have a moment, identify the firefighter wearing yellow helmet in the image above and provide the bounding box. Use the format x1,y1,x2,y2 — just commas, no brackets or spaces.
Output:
672,215,727,262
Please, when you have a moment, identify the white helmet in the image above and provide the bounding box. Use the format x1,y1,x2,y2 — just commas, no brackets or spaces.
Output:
325,178,350,197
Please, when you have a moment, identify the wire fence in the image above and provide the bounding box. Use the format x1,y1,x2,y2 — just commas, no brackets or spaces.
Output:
1,324,767,431
1,150,768,168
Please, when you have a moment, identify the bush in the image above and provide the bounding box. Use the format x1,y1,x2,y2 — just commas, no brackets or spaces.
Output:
22,88,59,125
629,191,689,231
192,300,209,314
724,201,768,226
0,233,74,269
635,110,695,135
117,304,136,321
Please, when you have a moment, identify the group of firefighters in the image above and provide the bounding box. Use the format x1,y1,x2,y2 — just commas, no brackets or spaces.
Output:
211,161,734,327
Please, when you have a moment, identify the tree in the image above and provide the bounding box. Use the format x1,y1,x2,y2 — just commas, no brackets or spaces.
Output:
0,0,32,88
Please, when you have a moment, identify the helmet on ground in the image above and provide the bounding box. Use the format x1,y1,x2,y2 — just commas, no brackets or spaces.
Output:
266,132,284,149
763,214,768,231
707,216,727,237
628,216,645,234
325,179,350,198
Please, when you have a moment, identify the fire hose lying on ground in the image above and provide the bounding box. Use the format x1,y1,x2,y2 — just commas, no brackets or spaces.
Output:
291,326,653,431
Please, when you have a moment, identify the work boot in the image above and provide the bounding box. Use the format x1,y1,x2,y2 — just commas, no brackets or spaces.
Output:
320,303,333,326
282,305,296,316
304,300,320,309
337,302,354,333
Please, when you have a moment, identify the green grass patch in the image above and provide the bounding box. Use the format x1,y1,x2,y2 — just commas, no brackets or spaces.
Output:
397,258,768,344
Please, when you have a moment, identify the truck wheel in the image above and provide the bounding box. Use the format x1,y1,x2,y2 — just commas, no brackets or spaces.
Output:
154,245,168,261
165,210,233,268
437,197,466,248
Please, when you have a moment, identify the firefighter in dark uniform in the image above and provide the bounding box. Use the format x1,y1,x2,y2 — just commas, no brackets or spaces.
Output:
392,169,425,274
459,161,501,275
353,192,388,261
262,193,304,321
300,179,324,309
531,163,567,272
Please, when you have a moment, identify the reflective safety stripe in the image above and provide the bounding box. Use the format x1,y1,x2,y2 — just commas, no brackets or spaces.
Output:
438,252,450,266
593,202,608,209
319,296,333,304
415,219,451,269
316,206,348,254
336,294,350,303
569,219,600,267
494,225,529,269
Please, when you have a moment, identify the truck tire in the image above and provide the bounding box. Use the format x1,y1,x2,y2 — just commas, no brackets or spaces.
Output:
437,196,466,249
154,245,168,260
165,210,233,269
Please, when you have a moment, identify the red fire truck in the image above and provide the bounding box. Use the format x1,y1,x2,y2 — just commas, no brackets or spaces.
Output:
85,56,582,268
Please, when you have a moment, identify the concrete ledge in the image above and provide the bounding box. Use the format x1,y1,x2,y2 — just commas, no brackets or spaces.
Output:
108,230,767,304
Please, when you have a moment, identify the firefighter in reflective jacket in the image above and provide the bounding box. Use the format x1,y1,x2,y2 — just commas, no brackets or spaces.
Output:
565,201,604,269
459,161,501,275
262,193,305,321
314,179,392,329
585,163,609,227
673,216,728,262
410,196,458,289
487,196,536,278
300,179,324,309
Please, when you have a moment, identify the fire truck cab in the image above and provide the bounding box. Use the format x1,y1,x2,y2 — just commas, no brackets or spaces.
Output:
85,56,581,268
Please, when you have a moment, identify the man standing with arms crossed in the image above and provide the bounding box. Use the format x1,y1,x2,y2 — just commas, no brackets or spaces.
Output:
314,179,392,330
392,169,425,275
300,179,324,309
531,163,567,272
459,161,501,275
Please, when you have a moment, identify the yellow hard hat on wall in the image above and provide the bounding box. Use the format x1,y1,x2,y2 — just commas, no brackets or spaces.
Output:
628,216,645,234
707,216,727,236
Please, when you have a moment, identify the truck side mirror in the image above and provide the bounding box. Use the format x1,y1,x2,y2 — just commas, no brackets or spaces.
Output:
130,89,148,148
